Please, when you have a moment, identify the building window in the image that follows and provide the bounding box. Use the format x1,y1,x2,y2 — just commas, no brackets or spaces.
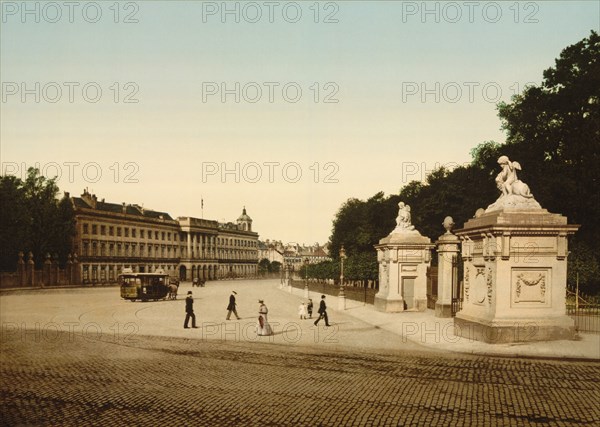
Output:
100,225,106,235
82,242,89,256
109,244,114,256
155,231,159,240
117,244,122,256
101,243,106,256
109,226,114,236
125,228,129,238
117,227,122,237
132,228,137,238
148,246,152,257
83,265,89,282
140,229,145,239
109,265,115,281
162,232,165,240
83,223,89,234
132,244,137,256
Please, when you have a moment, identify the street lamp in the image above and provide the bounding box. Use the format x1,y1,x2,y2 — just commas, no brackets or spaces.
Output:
286,262,292,293
304,258,309,298
339,245,347,310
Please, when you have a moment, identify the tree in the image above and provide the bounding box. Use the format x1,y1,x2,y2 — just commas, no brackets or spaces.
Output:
270,261,282,273
497,30,600,247
258,258,271,275
0,168,75,269
0,176,30,270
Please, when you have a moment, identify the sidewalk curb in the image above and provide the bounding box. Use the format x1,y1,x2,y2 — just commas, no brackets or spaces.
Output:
278,284,600,361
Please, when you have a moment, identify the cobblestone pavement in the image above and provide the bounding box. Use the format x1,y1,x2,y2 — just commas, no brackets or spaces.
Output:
1,331,599,426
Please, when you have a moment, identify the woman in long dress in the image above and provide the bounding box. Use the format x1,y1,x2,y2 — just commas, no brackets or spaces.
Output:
257,300,273,336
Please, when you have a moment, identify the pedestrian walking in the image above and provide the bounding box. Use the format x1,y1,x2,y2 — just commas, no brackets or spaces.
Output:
313,295,330,327
298,302,307,320
257,300,273,336
306,299,313,319
226,291,241,320
184,291,198,329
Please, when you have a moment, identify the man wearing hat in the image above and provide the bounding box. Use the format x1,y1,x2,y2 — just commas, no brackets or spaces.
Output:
184,291,198,329
226,291,241,320
313,295,330,327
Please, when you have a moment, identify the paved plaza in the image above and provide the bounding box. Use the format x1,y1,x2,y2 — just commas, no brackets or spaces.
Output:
1,280,600,426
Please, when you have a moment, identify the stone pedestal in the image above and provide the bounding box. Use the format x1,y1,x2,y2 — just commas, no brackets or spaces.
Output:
454,209,579,343
435,230,460,318
374,230,433,312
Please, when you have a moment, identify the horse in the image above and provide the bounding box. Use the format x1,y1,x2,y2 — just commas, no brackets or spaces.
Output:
168,284,178,300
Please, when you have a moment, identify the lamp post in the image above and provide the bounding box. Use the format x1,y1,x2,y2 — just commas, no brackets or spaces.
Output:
339,245,347,310
287,262,292,293
304,258,310,298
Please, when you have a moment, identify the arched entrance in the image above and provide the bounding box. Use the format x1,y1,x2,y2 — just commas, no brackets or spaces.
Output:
179,265,187,280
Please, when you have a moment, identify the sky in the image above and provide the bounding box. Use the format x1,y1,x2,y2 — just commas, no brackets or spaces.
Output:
1,1,598,244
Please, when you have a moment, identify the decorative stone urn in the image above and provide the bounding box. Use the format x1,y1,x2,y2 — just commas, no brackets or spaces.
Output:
454,156,579,343
374,202,434,312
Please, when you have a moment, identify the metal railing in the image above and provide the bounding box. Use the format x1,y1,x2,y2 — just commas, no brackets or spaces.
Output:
566,288,600,334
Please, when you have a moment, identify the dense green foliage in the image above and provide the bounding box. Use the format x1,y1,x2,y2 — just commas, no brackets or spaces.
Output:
325,31,600,294
0,168,75,270
258,259,282,275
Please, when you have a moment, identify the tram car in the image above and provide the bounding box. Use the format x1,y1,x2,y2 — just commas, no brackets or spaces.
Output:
119,270,170,302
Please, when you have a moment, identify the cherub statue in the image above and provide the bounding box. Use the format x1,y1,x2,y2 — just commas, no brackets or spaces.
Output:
395,202,415,231
495,156,534,198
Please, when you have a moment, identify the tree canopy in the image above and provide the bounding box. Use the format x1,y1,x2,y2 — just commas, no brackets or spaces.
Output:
0,168,75,270
327,31,600,294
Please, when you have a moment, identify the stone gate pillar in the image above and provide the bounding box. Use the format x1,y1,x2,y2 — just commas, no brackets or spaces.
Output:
66,254,73,285
435,217,460,318
26,252,35,286
454,155,579,343
374,202,433,312
43,253,52,287
17,251,26,286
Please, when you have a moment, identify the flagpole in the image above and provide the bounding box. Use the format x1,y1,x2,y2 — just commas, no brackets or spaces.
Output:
201,196,204,219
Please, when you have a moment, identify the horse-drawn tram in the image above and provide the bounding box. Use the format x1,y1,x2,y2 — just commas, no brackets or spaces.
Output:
119,271,171,302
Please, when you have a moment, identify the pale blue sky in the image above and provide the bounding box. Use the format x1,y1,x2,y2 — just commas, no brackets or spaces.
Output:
1,1,598,243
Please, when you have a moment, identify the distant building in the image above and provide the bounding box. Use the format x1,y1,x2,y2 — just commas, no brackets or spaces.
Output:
282,242,331,271
71,190,258,284
258,239,285,265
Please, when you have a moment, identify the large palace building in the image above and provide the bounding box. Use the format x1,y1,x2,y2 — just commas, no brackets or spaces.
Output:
71,189,258,284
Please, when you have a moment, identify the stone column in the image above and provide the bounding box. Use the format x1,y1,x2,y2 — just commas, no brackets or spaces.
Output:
186,232,191,259
192,234,197,259
17,251,25,286
72,253,80,285
26,252,35,286
66,254,73,285
435,217,460,318
52,253,60,285
43,253,52,287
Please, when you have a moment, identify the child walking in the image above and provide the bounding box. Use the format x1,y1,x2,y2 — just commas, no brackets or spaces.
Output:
298,302,307,320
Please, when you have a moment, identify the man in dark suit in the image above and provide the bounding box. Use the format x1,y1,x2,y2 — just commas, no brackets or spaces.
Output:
313,294,330,326
226,291,241,320
184,291,198,329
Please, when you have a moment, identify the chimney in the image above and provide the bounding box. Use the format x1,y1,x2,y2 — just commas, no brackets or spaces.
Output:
81,189,97,208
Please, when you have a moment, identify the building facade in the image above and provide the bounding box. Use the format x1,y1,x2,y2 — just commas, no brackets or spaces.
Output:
72,190,258,283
